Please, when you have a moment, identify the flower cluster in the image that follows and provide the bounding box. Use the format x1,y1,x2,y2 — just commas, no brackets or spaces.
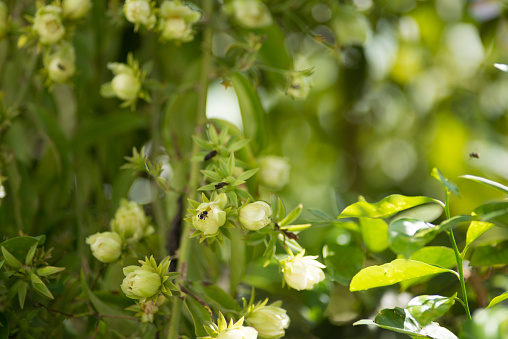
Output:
122,0,202,43
100,53,151,109
121,256,178,301
86,199,153,263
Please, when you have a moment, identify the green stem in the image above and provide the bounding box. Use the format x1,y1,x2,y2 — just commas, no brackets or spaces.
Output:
444,188,471,319
167,0,213,337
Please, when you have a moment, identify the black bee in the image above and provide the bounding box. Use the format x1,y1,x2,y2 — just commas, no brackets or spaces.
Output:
57,63,65,71
469,152,480,159
215,182,229,189
204,150,217,161
198,211,208,220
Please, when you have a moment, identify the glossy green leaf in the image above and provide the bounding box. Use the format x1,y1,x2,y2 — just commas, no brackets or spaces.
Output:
432,168,460,197
487,291,508,309
359,218,389,253
470,240,508,266
185,296,212,337
400,247,457,289
17,281,28,310
0,236,41,262
438,215,475,232
350,259,456,291
472,202,508,228
1,246,22,269
408,295,455,326
323,243,365,285
461,174,508,194
355,307,458,338
392,204,444,223
30,273,54,299
36,266,66,276
388,218,437,258
279,204,303,226
338,195,441,219
280,224,311,232
466,221,494,248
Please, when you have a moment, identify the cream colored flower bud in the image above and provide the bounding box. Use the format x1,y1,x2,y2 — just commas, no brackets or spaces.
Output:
124,0,156,30
246,305,290,339
46,44,75,83
286,73,311,100
86,232,123,263
111,200,153,243
62,0,91,20
231,0,272,28
33,5,65,44
258,156,290,191
217,326,258,339
281,251,325,290
239,201,272,231
158,1,201,42
193,193,227,236
113,73,142,100
0,1,8,40
121,266,161,299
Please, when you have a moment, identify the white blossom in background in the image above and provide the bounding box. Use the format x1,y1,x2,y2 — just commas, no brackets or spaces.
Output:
158,0,201,42
45,43,76,83
123,0,156,31
258,156,290,191
280,250,326,290
239,201,272,231
227,0,272,28
33,5,65,44
86,232,123,263
245,299,290,339
62,0,91,20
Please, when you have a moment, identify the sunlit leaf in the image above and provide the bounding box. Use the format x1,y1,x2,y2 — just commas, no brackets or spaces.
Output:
460,175,508,195
338,195,441,219
472,202,508,228
359,218,389,253
486,291,508,309
350,259,456,291
388,218,437,258
432,168,460,197
323,243,365,285
465,221,494,248
401,247,457,289
470,240,508,266
408,295,455,326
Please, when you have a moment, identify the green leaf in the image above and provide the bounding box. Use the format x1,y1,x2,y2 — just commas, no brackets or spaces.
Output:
465,221,494,249
486,291,508,309
461,174,508,194
338,195,441,219
1,247,22,269
0,236,41,263
262,237,277,267
0,313,9,339
18,281,28,309
188,282,241,313
355,307,458,338
280,224,311,232
388,218,438,258
36,266,66,276
201,170,223,181
470,240,508,266
276,197,285,222
393,204,444,223
208,125,220,144
236,168,258,182
230,228,246,295
184,296,212,337
323,243,365,285
431,168,460,197
472,202,508,228
359,218,389,253
279,204,303,226
227,153,235,176
25,243,37,266
218,126,229,144
350,259,456,291
0,260,3,270
437,215,475,232
228,138,250,152
230,72,265,153
30,273,54,299
407,295,455,326
401,247,457,289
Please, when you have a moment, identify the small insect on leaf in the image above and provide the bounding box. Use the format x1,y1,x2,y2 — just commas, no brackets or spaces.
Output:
204,150,217,161
469,152,480,159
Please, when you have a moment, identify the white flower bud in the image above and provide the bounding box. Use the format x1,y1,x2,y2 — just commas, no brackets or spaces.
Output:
111,72,141,101
281,251,325,290
86,232,123,263
0,184,5,199
193,193,227,236
239,201,272,231
230,0,272,28
111,200,153,243
46,44,75,83
62,0,91,20
121,266,161,299
258,156,290,191
158,1,201,42
124,0,156,30
246,303,290,339
0,1,8,40
217,326,258,339
33,5,65,44
286,73,311,100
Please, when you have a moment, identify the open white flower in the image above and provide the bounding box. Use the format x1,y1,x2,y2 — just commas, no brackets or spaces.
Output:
193,193,227,236
280,251,325,290
239,201,272,231
46,43,76,83
33,5,65,44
